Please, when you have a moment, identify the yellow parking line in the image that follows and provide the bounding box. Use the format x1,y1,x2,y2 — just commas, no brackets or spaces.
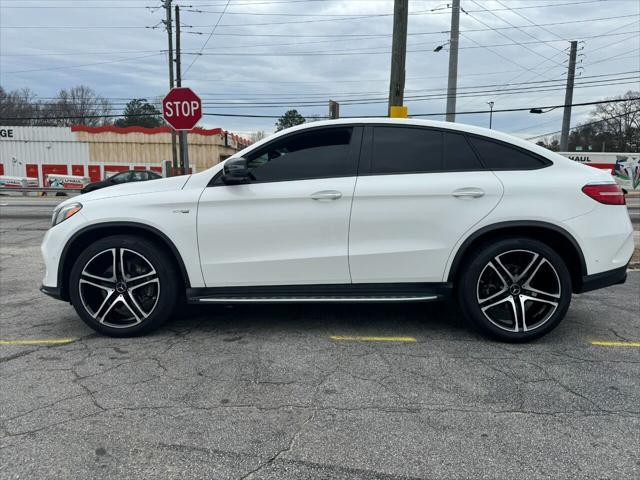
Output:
0,338,78,346
330,335,417,342
590,341,640,348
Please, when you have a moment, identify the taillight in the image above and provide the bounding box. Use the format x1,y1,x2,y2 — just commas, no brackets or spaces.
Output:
581,183,626,205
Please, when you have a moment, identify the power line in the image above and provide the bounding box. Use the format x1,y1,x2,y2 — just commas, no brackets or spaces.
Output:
0,49,168,57
3,29,636,58
7,38,635,77
164,55,640,84
6,13,637,31
185,11,430,28
2,53,165,74
25,75,639,108
189,71,639,98
412,97,640,118
465,2,565,66
191,77,640,106
493,0,569,45
184,33,640,55
200,79,640,106
186,13,640,31
182,0,230,76
588,47,640,66
460,17,640,111
470,0,565,55
588,33,640,54
459,33,559,81
526,108,640,140
3,97,637,122
1,0,609,9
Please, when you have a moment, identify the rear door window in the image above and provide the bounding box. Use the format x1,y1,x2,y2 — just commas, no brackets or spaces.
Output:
444,132,484,171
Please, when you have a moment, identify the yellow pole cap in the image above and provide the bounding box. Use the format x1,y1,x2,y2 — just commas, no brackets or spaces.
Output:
389,105,408,118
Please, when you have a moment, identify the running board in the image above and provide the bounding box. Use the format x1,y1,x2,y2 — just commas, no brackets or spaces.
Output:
186,283,451,304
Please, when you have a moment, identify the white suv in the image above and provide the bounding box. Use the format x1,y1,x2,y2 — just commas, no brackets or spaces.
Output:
41,119,634,341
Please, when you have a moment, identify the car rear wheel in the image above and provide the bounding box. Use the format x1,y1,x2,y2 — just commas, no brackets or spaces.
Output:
457,238,572,342
69,235,178,336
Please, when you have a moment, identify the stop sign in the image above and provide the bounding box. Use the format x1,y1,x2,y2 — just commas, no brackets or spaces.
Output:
162,87,202,131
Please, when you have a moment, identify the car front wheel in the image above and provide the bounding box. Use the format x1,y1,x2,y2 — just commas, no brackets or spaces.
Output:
69,235,178,336
457,238,572,342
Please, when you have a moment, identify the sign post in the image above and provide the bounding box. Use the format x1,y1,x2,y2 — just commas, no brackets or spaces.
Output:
162,87,202,174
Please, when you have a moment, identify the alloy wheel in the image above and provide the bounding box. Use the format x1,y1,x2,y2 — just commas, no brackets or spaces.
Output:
78,248,160,328
476,249,561,333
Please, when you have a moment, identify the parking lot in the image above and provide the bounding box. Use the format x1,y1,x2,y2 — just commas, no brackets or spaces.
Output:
1,196,639,480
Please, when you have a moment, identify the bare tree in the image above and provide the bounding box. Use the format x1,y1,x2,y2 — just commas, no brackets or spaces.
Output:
570,91,640,151
40,86,113,126
591,91,640,150
250,130,267,143
0,87,40,125
536,136,560,151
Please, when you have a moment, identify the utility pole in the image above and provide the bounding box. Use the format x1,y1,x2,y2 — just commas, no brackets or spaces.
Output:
560,40,578,151
175,5,190,175
329,100,339,119
388,0,408,117
163,0,179,174
487,101,494,129
446,0,460,122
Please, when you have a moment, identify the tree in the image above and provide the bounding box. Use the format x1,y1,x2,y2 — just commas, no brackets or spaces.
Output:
0,87,40,125
536,137,560,151
40,85,113,127
115,99,163,128
250,130,267,143
568,91,639,152
275,109,305,131
0,85,113,126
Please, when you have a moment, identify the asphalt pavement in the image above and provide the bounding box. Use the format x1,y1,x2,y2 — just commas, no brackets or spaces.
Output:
1,196,639,480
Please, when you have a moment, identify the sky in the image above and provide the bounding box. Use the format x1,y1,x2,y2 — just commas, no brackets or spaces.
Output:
1,0,639,139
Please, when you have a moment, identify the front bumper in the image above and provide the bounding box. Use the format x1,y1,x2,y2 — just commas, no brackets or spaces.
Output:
40,211,87,298
575,264,628,294
40,285,65,301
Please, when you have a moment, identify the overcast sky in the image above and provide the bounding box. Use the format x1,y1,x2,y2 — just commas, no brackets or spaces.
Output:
1,0,639,139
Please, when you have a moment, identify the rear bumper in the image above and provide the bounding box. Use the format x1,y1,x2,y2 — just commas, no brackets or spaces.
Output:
575,264,628,294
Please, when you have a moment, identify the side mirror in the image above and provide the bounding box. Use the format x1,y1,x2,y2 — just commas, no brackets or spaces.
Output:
222,157,251,184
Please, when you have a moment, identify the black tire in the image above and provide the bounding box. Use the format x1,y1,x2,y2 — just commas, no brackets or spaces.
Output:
457,237,571,342
69,235,179,337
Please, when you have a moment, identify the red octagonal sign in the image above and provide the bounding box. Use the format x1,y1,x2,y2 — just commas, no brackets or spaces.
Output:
162,87,202,131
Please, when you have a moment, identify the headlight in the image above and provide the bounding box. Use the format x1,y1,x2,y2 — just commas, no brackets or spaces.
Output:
51,202,82,227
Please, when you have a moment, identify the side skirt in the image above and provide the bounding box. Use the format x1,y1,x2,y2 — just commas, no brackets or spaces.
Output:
186,283,452,304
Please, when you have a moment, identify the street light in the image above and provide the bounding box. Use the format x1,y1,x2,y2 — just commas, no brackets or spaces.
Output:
530,106,557,114
487,101,494,129
433,41,449,52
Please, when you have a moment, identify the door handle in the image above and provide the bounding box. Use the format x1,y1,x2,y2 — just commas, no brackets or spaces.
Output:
311,190,342,201
452,188,485,199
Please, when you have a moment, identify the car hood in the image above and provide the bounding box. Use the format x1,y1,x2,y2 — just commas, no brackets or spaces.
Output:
72,175,191,205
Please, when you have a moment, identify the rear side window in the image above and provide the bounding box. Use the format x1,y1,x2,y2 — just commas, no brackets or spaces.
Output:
111,172,132,183
371,127,443,174
245,127,355,182
468,136,548,170
445,132,483,170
